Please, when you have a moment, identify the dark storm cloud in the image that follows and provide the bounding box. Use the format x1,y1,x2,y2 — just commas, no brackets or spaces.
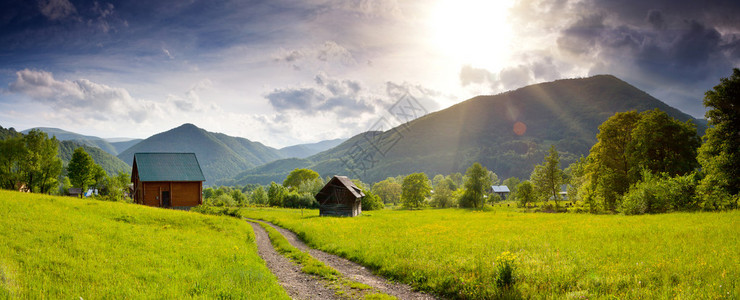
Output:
558,5,737,84
544,0,740,117
557,13,606,55
0,0,316,71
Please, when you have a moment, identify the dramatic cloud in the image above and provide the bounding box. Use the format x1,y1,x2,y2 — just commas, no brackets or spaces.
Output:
1,0,737,144
266,73,374,115
459,57,565,93
8,69,155,123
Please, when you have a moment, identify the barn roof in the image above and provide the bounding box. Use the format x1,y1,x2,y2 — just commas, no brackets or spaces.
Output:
316,175,365,199
491,185,510,193
133,153,205,182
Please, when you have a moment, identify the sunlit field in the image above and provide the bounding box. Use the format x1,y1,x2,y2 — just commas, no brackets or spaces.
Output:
240,206,740,299
0,190,288,299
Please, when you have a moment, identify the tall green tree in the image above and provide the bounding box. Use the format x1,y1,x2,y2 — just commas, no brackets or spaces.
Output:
401,173,431,209
283,168,319,190
578,109,703,212
584,111,641,210
251,186,268,205
90,164,107,193
698,68,740,209
503,177,521,200
268,182,287,207
530,145,564,207
627,109,700,178
0,136,26,190
103,171,131,201
564,156,587,203
67,147,95,191
22,130,62,193
460,162,492,208
448,172,463,188
372,177,402,204
516,180,534,208
431,180,456,208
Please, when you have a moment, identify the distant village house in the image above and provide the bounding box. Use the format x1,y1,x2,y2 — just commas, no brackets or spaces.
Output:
315,175,364,217
491,185,510,200
68,188,83,198
131,153,205,209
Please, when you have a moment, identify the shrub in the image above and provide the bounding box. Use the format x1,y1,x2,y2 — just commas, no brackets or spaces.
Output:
430,185,456,208
191,205,239,216
622,170,699,215
494,251,517,289
362,190,385,211
206,194,236,207
282,192,318,209
488,193,502,204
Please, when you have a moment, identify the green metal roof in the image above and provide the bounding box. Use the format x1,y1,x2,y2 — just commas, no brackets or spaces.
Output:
133,153,205,182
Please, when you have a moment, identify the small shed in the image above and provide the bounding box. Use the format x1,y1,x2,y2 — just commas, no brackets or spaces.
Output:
131,153,205,209
315,176,364,217
68,188,82,198
491,185,511,199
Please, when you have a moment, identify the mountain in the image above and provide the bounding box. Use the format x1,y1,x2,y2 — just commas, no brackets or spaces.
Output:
3,126,132,176
58,141,131,176
225,75,708,185
278,138,347,158
22,127,120,156
117,123,284,183
110,139,142,154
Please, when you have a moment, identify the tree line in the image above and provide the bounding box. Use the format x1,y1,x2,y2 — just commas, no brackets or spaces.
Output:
0,129,130,201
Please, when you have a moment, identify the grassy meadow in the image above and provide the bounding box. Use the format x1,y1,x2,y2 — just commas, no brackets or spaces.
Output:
0,190,288,299
240,205,740,299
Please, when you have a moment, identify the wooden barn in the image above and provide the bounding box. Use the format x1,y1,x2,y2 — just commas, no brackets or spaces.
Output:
315,176,364,217
491,185,511,200
131,153,205,209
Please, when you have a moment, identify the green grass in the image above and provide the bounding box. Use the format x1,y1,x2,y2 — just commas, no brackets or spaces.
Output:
240,206,740,299
0,190,289,299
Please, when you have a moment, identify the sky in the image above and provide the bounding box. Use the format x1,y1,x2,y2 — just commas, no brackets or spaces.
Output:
1,0,738,148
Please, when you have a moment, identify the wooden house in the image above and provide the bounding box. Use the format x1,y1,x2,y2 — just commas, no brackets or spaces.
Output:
131,153,205,209
315,176,364,217
491,185,510,199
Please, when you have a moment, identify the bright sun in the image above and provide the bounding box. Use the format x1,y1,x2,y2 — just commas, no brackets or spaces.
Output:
429,0,515,71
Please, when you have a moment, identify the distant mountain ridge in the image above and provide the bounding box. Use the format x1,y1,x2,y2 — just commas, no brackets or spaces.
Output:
223,75,708,185
278,138,347,158
13,124,350,184
117,123,285,183
20,127,141,156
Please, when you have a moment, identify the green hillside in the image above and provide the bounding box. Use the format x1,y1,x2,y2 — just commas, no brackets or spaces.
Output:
0,190,288,299
230,75,708,184
58,141,130,176
22,127,120,155
117,123,284,183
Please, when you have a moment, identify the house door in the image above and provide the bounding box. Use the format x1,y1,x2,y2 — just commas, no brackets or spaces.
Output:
162,191,171,207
